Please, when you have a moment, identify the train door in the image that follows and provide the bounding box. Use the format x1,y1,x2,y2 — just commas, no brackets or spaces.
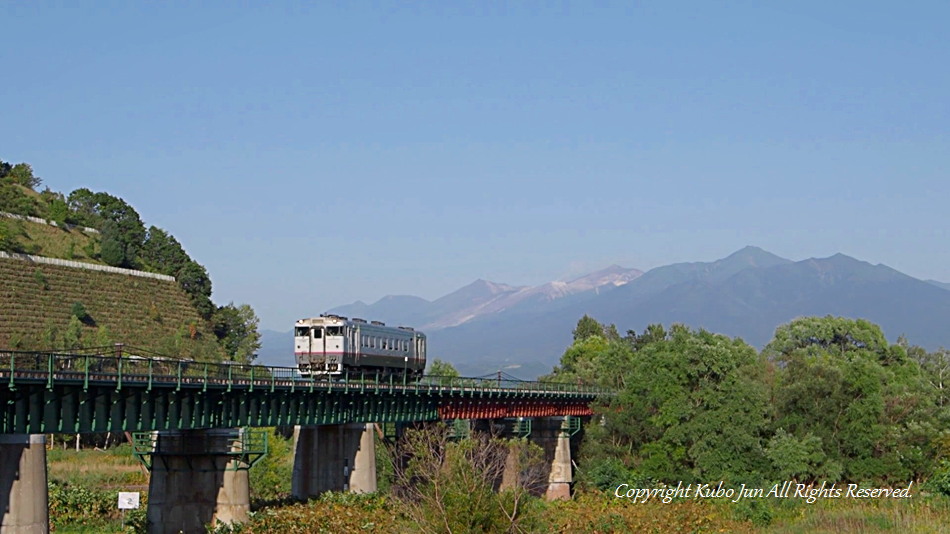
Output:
294,325,311,356
415,334,426,364
325,324,343,373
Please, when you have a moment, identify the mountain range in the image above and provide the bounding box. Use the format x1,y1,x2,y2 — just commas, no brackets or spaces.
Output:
257,246,950,378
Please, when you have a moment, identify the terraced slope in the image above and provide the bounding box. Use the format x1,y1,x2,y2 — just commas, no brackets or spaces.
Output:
0,256,223,359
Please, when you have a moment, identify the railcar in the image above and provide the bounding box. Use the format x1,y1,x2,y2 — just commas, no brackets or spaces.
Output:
294,314,426,378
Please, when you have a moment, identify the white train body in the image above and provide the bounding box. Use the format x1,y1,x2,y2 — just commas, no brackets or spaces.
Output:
294,315,426,378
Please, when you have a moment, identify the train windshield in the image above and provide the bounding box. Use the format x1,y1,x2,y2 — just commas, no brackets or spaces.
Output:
326,326,343,336
295,327,323,338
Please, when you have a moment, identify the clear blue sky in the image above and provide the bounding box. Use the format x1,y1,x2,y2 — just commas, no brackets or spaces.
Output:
3,1,948,331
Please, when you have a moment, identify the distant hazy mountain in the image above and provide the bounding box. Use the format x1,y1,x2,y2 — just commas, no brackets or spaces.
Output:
329,265,643,330
928,279,950,292
258,247,950,379
255,329,295,368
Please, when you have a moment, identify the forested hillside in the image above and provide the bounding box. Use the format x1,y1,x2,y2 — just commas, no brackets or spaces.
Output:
0,158,260,361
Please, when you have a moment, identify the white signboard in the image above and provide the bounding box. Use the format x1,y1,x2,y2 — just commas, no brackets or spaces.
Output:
118,492,140,510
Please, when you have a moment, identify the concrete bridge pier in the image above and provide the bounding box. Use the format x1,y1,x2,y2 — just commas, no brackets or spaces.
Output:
292,423,377,499
0,434,48,534
145,429,251,534
536,417,573,500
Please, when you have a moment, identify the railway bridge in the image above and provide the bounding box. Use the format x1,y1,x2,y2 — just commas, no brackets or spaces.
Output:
0,350,609,533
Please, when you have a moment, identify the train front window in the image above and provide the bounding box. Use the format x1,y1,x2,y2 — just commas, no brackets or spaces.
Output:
326,326,343,336
313,328,322,338
295,327,309,337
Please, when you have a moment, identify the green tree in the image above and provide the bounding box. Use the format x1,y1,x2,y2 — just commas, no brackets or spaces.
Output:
626,323,668,351
909,344,950,409
64,189,146,266
426,359,461,386
573,314,605,341
177,260,214,318
39,188,69,225
390,425,546,534
63,316,84,350
99,222,128,267
95,194,145,267
427,358,460,377
212,303,261,363
70,302,91,323
66,188,101,227
765,429,840,481
94,325,113,349
2,162,41,189
766,316,939,482
0,220,23,252
140,226,190,276
0,183,40,216
619,325,771,482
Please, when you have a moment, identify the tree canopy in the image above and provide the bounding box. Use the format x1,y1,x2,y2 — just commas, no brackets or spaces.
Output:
553,314,950,488
212,303,262,363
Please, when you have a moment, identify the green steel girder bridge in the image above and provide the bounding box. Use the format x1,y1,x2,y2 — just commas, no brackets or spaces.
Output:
1,349,606,532
0,350,609,434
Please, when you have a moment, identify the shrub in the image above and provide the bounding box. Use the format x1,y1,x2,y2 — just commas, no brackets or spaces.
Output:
34,268,49,290
71,301,91,323
927,461,950,497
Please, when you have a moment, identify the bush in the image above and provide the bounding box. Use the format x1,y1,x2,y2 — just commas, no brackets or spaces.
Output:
249,428,294,505
71,301,91,323
48,480,116,526
580,456,647,491
927,461,950,497
0,219,24,252
34,268,49,290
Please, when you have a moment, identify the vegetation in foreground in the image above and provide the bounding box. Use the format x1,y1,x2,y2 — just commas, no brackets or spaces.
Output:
48,425,950,533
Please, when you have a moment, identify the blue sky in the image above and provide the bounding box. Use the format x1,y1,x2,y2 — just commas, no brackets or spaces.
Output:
3,1,948,331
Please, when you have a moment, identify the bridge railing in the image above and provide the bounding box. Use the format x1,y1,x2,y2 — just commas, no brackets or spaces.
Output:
0,350,612,397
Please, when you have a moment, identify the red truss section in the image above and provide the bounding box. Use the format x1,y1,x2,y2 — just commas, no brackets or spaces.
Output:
437,400,594,419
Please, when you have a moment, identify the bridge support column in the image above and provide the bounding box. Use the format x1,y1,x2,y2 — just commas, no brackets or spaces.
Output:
498,443,521,491
536,417,573,500
0,434,48,534
145,430,250,534
292,423,377,499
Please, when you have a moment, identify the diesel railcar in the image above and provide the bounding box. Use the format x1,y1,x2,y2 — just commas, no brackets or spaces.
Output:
294,314,426,378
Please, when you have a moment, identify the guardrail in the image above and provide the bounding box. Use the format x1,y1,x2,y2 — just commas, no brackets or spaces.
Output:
0,350,613,398
0,251,176,281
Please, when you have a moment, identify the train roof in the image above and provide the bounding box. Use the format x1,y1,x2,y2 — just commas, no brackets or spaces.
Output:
295,315,424,334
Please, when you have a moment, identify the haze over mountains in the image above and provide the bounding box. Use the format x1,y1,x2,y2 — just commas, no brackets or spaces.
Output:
258,246,950,378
